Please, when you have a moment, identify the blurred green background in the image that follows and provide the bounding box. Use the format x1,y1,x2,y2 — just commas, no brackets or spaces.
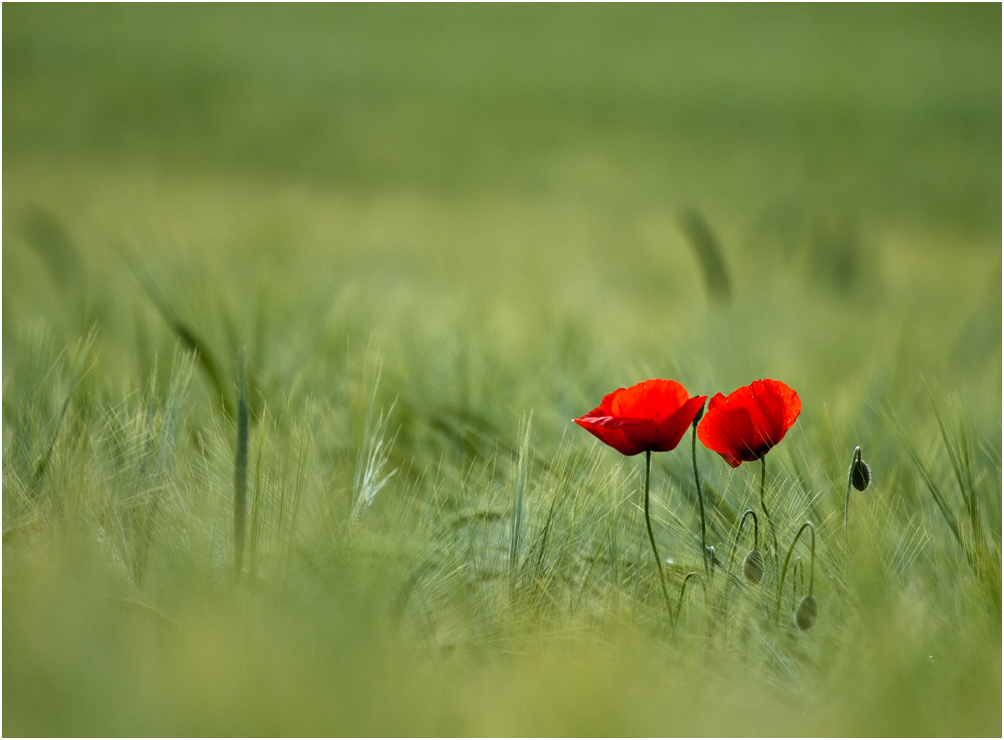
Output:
3,5,1001,736
4,4,1000,220
4,4,1001,390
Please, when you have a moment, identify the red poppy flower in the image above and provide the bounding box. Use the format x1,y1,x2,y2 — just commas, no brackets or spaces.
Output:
573,379,708,456
697,379,801,467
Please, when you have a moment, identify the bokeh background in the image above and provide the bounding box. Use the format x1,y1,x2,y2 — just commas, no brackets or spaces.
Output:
5,6,1001,408
3,5,1001,736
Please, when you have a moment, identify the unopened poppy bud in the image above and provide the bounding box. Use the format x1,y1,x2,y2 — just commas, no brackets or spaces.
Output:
851,455,871,492
692,403,705,426
742,549,764,585
844,447,869,543
794,594,818,630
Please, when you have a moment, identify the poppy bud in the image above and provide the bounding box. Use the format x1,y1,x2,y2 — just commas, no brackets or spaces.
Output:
851,456,871,492
844,447,870,543
692,403,705,426
794,594,818,630
742,549,764,585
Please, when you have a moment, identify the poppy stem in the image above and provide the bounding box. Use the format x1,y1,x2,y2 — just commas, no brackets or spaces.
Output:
843,446,860,549
691,423,708,574
760,455,779,564
791,558,802,610
674,571,706,628
643,450,674,625
775,521,815,623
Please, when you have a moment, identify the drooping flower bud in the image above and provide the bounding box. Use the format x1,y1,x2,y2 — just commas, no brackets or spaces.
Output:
850,448,871,492
742,549,764,585
794,594,818,630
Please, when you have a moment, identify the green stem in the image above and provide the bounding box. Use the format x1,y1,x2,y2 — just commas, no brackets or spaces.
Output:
643,450,674,624
674,571,706,628
843,446,860,548
692,424,708,573
760,455,779,564
791,558,802,610
775,521,816,623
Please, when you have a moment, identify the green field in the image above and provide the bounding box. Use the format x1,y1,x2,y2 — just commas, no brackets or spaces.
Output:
3,5,1001,736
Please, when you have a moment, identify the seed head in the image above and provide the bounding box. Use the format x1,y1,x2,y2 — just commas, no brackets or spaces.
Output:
742,549,764,585
794,594,818,630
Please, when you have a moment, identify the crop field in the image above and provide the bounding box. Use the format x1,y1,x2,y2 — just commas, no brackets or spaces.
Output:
3,5,1001,736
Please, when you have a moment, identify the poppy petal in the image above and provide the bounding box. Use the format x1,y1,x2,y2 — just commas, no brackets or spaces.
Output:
719,451,744,468
707,393,726,412
653,395,707,452
608,379,689,423
573,380,705,456
696,379,800,467
573,415,657,456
